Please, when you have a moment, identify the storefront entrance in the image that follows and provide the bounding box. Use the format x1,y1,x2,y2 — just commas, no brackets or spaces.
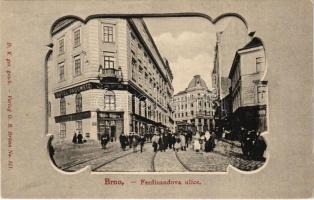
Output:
97,112,124,142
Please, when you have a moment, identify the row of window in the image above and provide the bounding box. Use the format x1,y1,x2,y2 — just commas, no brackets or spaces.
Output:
59,54,117,82
133,97,168,124
59,91,116,115
58,25,114,55
129,30,170,107
58,56,82,81
59,121,86,139
174,110,213,118
173,101,211,111
173,93,211,102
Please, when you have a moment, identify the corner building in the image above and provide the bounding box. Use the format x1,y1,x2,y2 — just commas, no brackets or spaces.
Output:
228,38,267,133
47,17,174,142
171,75,214,133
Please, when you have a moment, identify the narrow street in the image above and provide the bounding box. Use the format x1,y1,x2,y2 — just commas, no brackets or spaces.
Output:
53,139,265,173
154,149,188,172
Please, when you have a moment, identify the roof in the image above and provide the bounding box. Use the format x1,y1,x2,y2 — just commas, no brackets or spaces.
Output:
228,37,263,78
175,90,187,96
187,75,208,90
238,37,263,51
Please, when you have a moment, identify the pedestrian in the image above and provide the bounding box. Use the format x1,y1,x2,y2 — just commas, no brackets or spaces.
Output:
204,131,211,152
132,133,139,153
240,128,250,159
128,132,133,149
184,132,189,148
164,132,169,150
152,133,159,152
77,132,83,144
119,133,127,151
174,134,181,152
210,131,217,149
194,138,201,152
247,130,256,159
252,133,267,161
158,134,165,152
72,132,77,144
139,134,145,153
100,132,110,149
170,133,175,150
180,133,186,151
200,134,205,151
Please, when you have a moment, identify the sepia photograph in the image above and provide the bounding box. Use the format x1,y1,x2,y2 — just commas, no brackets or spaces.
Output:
1,0,313,198
47,15,268,173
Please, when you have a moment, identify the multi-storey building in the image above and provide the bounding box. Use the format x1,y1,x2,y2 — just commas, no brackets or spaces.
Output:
47,17,174,142
228,38,267,133
171,75,214,133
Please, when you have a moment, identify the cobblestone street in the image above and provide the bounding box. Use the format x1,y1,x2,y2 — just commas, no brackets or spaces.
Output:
53,139,265,172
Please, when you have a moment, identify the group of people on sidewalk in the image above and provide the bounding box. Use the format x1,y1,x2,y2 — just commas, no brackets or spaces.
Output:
151,131,192,152
239,127,267,161
72,132,86,144
115,130,219,154
119,132,146,153
192,131,217,153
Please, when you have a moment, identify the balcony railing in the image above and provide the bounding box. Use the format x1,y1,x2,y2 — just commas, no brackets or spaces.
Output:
98,67,122,82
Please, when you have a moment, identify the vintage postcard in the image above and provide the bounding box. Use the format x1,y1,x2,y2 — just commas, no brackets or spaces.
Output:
1,0,313,199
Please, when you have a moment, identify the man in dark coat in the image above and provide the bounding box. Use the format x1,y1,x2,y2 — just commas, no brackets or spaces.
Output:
119,133,127,151
77,132,83,144
252,134,267,161
128,133,133,149
72,132,77,144
158,134,165,152
163,133,169,150
139,134,146,153
101,132,110,149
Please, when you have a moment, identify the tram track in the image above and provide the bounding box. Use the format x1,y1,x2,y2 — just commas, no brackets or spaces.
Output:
174,151,192,172
92,151,134,171
64,149,133,172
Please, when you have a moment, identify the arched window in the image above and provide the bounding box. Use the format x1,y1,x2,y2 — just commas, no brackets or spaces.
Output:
104,91,115,110
60,97,66,115
76,93,82,112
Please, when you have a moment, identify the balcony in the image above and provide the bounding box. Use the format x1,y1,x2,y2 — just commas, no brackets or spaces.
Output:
98,67,123,82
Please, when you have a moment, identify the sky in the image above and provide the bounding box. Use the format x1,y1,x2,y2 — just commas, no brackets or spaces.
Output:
144,16,249,94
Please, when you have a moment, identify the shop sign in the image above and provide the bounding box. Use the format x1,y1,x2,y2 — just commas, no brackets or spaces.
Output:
55,111,91,123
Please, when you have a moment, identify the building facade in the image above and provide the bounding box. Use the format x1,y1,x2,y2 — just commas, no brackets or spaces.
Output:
228,38,268,133
171,75,214,133
47,17,174,142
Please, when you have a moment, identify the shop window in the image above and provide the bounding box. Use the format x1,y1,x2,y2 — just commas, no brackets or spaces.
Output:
76,93,82,112
60,123,66,139
104,91,116,110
